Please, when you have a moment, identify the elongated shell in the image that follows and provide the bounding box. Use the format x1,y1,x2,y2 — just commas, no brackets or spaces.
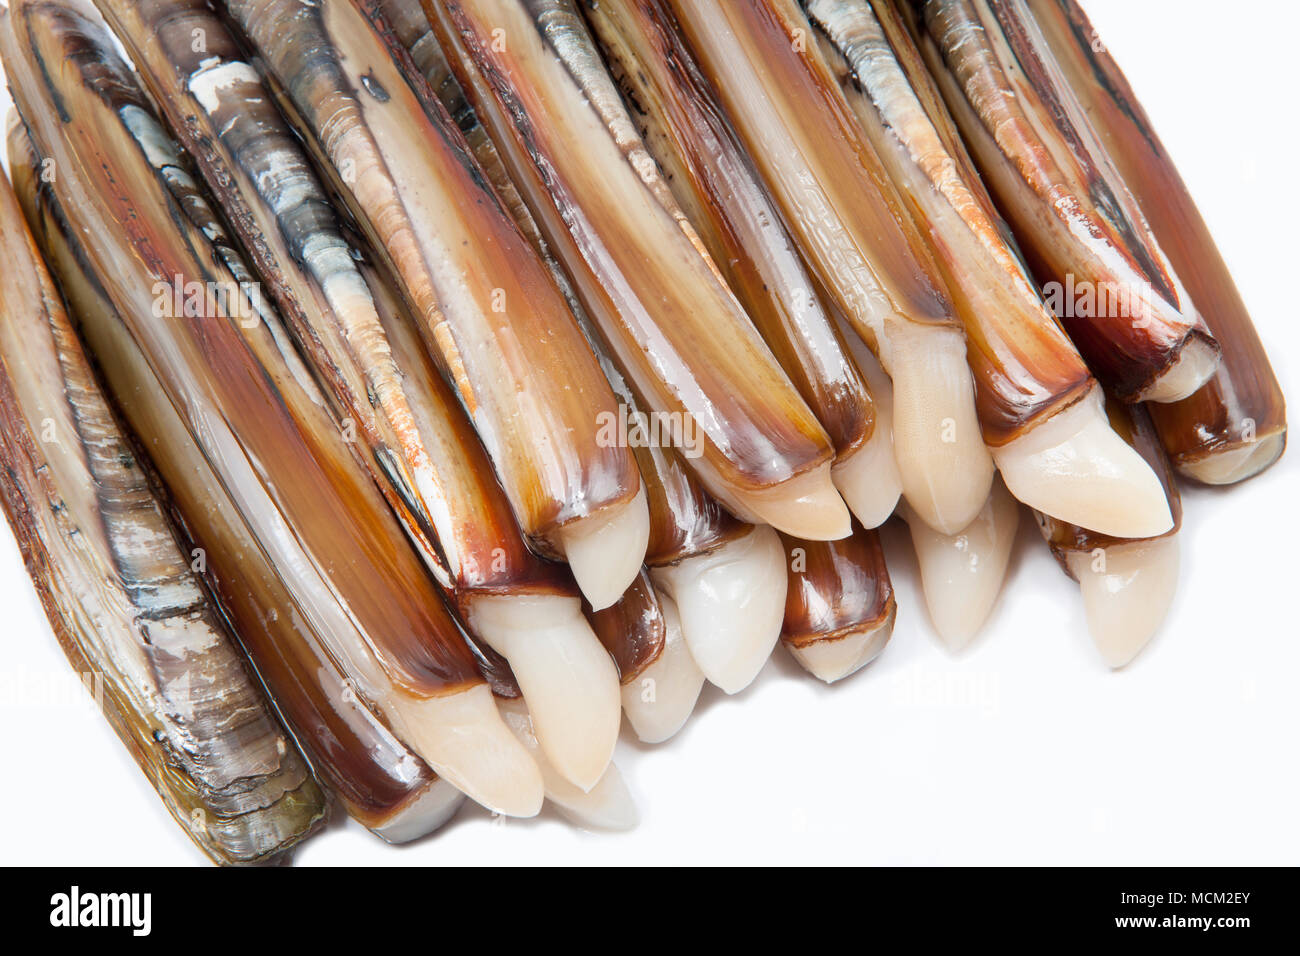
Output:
386,0,748,705
223,0,640,557
912,0,1219,403
665,0,993,536
426,0,850,540
0,0,546,818
8,115,457,840
666,0,958,351
378,0,545,256
806,0,1092,445
92,0,573,607
1025,0,1285,481
0,156,324,865
97,0,612,797
584,0,877,463
384,0,746,567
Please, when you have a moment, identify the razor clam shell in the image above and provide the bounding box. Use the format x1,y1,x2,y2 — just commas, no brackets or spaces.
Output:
354,251,521,699
377,0,548,258
384,0,749,566
1025,0,1285,478
583,569,667,684
93,0,575,612
594,342,747,566
1,0,491,747
779,522,896,652
808,0,1094,446
7,117,452,838
585,0,877,462
664,0,960,359
0,152,325,865
223,0,640,556
912,0,1218,402
425,0,839,516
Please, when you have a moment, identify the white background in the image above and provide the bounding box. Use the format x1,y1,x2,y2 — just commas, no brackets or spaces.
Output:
1,0,1296,866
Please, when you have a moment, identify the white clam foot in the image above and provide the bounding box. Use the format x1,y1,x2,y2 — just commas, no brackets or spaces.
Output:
497,698,638,831
993,386,1172,538
394,684,544,817
651,524,787,694
1138,337,1219,403
786,604,896,683
1065,535,1179,668
558,486,650,611
621,591,705,743
470,594,621,791
901,478,1020,651
732,463,852,541
836,323,904,528
888,323,994,534
369,779,466,844
832,434,902,529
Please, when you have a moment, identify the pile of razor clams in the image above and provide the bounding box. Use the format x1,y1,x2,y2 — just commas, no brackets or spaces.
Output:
0,0,1284,863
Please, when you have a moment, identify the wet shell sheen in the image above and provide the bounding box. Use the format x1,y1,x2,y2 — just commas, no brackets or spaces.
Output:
1024,0,1285,480
780,523,896,651
584,0,877,461
807,0,1094,445
0,0,535,814
424,0,839,519
92,0,573,606
0,146,325,865
584,569,667,684
383,0,747,567
223,0,640,555
665,0,959,351
912,0,1219,402
5,60,451,836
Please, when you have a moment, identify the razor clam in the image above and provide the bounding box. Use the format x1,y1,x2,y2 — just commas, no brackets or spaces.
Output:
584,569,666,685
96,0,620,791
619,588,705,743
899,479,1021,652
0,0,544,817
600,336,785,695
358,253,619,787
1025,0,1286,483
780,523,897,683
0,160,325,866
9,124,464,841
807,0,1171,539
1035,397,1182,668
910,0,1219,403
839,321,1018,649
221,0,647,610
607,350,786,695
665,0,994,535
586,319,786,696
584,0,899,529
424,0,852,542
376,0,545,259
497,697,638,832
386,0,788,697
